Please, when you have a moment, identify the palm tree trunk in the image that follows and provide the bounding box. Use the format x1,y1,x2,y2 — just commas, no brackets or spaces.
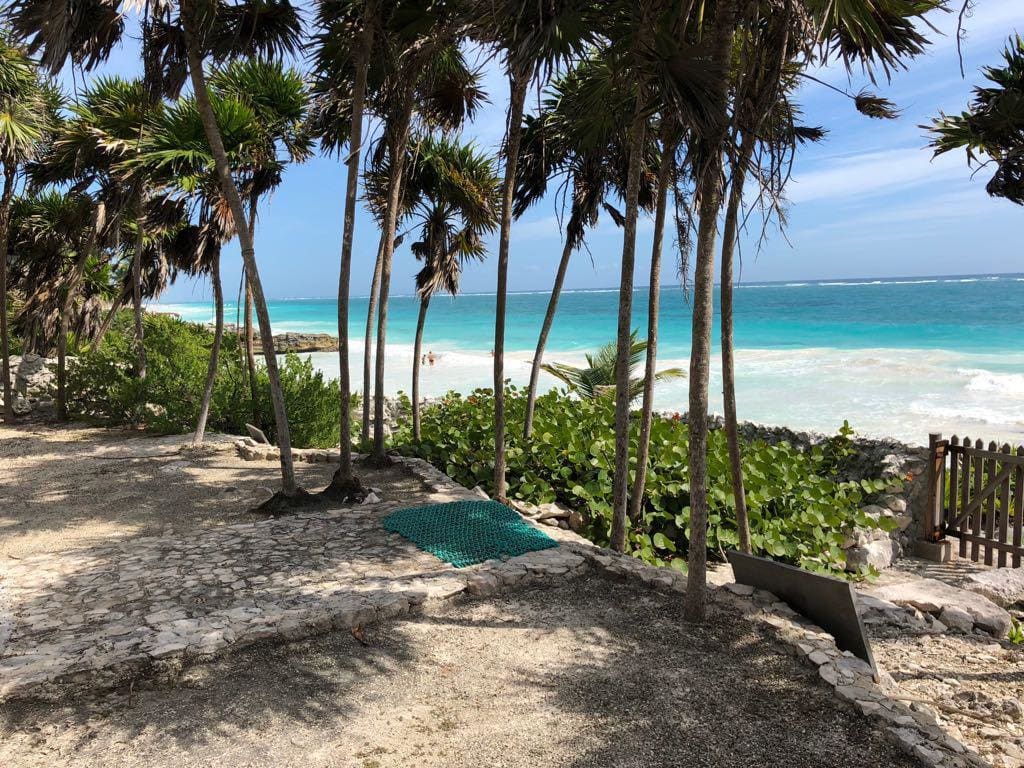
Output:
244,196,260,426
523,235,573,440
0,165,17,422
372,88,415,462
328,7,375,495
131,192,146,380
193,251,223,446
412,294,430,441
493,69,530,499
361,230,386,446
182,3,298,496
57,204,106,421
244,277,259,423
684,0,739,622
629,133,674,523
609,104,648,553
721,131,755,555
90,288,127,352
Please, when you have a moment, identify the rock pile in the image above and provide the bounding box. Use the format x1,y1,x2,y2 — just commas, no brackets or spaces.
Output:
234,436,339,464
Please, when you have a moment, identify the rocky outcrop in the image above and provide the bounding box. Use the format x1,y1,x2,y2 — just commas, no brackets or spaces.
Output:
220,325,339,353
264,332,338,353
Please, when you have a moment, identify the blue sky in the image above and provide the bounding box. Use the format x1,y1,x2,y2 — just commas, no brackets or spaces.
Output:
75,1,1023,301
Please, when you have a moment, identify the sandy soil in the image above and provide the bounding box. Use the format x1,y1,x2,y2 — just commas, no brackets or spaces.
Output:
0,577,917,768
0,420,429,558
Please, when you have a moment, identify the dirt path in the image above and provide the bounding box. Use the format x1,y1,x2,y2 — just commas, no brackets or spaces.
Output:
0,421,425,558
0,577,918,768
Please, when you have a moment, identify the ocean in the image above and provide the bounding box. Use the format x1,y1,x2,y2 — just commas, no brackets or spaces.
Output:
155,273,1024,446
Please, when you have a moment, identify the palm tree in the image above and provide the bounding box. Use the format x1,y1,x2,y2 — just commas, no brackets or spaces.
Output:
679,0,943,621
542,332,682,400
309,0,379,500
6,189,109,418
927,34,1024,206
514,61,658,440
404,136,500,440
0,36,52,422
629,123,680,524
29,76,165,382
138,60,310,447
4,0,308,500
362,40,486,463
472,0,598,500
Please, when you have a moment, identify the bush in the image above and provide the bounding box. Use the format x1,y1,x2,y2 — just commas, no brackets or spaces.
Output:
255,354,341,449
68,312,342,448
393,387,894,576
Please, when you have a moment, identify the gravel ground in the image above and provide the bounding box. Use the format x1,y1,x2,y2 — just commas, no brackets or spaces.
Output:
0,577,917,768
0,421,429,558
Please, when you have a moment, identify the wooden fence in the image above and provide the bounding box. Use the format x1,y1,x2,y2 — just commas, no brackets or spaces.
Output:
924,433,1024,567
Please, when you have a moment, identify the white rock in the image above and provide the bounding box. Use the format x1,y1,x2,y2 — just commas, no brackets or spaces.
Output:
963,568,1024,608
846,539,900,571
361,492,381,505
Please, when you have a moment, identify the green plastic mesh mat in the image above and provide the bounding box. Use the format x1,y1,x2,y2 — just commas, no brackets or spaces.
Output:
383,500,558,568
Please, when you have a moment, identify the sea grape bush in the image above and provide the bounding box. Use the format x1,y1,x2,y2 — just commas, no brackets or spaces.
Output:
67,313,342,447
394,387,895,576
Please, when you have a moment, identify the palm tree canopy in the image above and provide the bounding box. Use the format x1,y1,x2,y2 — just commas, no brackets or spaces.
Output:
927,34,1024,206
0,34,58,168
404,135,501,300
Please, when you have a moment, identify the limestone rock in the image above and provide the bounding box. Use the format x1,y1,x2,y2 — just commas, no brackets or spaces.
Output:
846,539,900,571
867,578,1011,637
963,568,1024,608
938,606,974,633
245,423,270,445
535,502,572,521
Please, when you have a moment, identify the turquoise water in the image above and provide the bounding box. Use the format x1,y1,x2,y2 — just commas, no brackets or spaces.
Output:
157,273,1024,444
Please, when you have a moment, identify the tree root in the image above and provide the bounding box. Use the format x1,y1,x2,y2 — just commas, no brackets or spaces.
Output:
319,470,367,504
253,487,320,517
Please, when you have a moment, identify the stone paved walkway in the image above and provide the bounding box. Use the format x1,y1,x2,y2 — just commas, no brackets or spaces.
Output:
0,458,594,701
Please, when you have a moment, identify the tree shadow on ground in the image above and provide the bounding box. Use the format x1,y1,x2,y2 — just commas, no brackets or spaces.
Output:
412,577,921,768
0,626,421,764
0,423,431,556
0,576,924,767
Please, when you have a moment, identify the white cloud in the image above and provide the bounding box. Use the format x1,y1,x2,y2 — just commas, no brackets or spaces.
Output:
799,187,1009,236
787,146,965,203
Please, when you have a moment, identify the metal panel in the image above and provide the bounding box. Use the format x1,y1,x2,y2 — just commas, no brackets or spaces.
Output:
727,551,876,676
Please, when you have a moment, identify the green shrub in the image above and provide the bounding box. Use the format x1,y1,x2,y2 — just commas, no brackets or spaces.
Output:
255,354,341,449
393,387,894,576
68,312,341,448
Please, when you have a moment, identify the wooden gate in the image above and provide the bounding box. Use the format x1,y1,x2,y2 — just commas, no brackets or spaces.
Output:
925,433,1024,567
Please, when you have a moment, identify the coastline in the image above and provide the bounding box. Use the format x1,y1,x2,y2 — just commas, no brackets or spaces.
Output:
149,274,1024,446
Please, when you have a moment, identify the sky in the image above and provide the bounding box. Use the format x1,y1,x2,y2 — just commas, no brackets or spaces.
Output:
67,1,1024,301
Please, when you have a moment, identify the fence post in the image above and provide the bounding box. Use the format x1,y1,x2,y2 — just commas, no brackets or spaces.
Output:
915,433,953,562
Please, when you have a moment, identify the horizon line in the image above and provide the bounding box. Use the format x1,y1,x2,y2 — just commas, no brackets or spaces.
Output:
155,269,1024,304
